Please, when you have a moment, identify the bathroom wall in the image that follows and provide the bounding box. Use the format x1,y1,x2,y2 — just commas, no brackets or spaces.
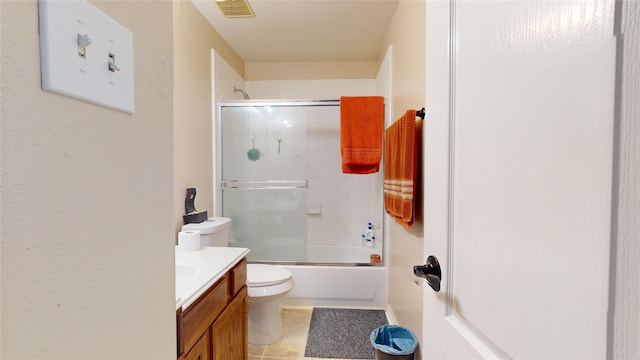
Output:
173,0,244,235
213,51,246,102
375,45,393,302
245,79,375,99
245,61,379,80
1,1,175,358
378,0,426,350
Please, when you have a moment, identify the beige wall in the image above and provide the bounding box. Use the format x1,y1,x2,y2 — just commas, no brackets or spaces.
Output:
173,0,244,234
1,1,175,359
380,0,426,355
245,61,379,80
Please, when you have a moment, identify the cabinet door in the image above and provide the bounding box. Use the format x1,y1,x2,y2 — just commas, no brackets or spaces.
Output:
183,332,210,360
181,277,228,353
211,287,248,360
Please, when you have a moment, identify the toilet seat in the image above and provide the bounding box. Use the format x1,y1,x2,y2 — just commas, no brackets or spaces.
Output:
247,264,292,287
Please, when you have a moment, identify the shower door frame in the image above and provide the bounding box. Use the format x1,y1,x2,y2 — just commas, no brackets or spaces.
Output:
214,99,385,266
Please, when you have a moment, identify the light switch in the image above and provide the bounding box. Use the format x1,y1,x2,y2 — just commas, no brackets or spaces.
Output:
38,0,134,114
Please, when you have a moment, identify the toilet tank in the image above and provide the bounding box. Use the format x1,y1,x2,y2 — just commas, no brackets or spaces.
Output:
181,217,231,247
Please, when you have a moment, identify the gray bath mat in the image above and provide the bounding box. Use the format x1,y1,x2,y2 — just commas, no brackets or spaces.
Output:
304,307,388,359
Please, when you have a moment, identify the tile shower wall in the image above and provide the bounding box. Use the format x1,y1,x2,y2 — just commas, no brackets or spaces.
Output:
246,79,384,249
306,110,382,247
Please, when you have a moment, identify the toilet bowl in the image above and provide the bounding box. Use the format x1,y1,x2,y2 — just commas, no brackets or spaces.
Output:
246,264,295,345
181,217,295,345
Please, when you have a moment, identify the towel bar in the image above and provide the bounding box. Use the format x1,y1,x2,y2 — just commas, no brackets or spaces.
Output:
416,108,425,120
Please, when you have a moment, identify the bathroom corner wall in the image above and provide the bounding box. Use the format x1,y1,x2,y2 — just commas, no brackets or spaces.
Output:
173,0,244,235
1,1,174,358
375,45,393,304
212,51,246,102
379,0,426,352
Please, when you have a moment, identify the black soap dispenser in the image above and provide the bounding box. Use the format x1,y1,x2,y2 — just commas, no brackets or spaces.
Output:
182,187,208,224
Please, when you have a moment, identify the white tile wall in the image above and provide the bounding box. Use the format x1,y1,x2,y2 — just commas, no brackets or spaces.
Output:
304,101,382,248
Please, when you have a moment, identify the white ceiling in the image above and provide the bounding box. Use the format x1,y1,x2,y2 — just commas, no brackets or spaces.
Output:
191,0,399,63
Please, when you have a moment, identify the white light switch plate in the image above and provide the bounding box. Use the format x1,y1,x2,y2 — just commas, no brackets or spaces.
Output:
39,0,134,114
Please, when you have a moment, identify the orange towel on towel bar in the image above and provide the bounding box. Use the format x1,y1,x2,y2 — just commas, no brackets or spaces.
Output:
340,96,385,174
384,110,417,227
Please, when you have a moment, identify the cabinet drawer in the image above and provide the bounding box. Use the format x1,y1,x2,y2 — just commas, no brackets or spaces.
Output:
230,259,247,296
181,276,229,352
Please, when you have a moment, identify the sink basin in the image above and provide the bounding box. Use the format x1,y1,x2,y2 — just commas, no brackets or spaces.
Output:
176,265,196,286
175,257,208,303
174,246,250,310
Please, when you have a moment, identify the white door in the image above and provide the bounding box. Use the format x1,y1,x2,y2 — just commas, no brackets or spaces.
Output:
422,1,616,358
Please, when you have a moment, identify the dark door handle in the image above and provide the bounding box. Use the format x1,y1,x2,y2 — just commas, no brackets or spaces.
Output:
413,255,441,292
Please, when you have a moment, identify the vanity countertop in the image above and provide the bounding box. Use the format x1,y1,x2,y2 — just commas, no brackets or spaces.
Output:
175,246,250,310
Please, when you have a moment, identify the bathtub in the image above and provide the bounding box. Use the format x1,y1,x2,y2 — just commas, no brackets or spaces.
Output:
275,245,388,308
306,244,381,263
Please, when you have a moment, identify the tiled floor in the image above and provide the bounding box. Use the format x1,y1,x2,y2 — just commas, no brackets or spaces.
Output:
248,306,360,360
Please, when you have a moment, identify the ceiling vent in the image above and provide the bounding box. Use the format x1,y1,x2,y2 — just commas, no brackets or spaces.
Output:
215,0,256,18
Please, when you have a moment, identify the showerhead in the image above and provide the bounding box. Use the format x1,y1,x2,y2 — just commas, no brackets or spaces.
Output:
233,87,250,99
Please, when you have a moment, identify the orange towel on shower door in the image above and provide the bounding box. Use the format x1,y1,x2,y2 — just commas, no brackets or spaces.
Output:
384,110,417,227
340,96,385,174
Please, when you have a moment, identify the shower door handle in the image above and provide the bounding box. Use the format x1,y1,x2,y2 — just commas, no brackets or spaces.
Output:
221,179,308,189
413,255,441,292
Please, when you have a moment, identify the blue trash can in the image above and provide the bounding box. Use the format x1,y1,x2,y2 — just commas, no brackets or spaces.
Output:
370,325,418,360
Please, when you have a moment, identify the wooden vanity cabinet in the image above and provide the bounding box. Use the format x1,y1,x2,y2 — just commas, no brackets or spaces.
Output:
177,258,248,360
212,287,247,359
182,332,209,360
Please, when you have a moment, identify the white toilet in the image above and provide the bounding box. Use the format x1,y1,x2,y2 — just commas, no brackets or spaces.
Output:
182,217,295,345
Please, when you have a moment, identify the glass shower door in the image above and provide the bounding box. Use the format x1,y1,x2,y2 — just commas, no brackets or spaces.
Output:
220,105,309,262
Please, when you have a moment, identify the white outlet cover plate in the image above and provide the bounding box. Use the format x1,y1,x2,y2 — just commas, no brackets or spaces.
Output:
39,0,134,114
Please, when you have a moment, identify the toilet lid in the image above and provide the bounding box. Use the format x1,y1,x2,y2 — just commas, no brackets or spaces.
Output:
247,264,292,287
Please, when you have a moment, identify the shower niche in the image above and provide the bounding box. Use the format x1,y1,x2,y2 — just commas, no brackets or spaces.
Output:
216,100,383,265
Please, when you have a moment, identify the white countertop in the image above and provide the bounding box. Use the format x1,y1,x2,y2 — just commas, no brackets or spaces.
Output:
175,246,250,311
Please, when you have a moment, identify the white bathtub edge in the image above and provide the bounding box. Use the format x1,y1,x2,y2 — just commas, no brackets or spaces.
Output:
278,264,388,308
